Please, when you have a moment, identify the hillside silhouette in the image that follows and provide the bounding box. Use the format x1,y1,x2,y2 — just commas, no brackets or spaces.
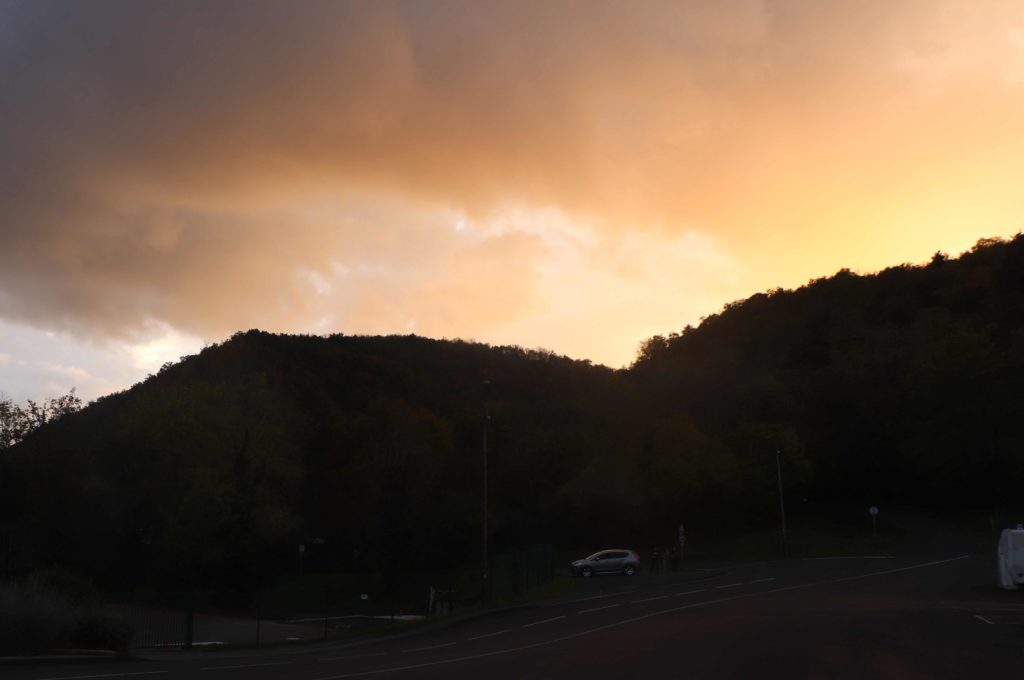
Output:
3,235,1024,590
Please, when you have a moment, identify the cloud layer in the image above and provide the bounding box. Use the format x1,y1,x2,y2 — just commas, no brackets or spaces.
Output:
2,0,1023,383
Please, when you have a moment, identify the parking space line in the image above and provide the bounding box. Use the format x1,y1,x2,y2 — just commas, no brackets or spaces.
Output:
716,583,743,589
750,578,776,584
523,615,566,628
974,615,995,625
631,595,669,603
579,604,620,614
676,588,708,596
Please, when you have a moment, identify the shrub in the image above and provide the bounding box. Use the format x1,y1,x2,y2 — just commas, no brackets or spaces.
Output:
73,613,134,652
27,567,101,607
0,581,134,654
0,582,76,653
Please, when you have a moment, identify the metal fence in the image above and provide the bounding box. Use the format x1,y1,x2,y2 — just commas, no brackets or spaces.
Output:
490,544,555,600
104,546,555,650
106,592,395,650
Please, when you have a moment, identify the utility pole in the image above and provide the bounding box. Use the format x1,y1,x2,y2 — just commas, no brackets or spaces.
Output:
481,380,490,604
776,448,788,558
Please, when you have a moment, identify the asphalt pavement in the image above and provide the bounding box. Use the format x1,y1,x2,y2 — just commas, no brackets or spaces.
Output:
6,554,1024,679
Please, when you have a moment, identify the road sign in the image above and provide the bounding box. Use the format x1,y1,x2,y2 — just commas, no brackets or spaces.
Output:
869,506,879,517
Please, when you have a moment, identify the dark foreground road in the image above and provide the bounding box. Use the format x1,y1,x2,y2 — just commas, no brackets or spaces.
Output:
9,554,1024,679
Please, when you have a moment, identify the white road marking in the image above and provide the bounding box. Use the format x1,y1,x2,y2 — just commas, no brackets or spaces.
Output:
522,615,566,628
553,588,639,608
686,575,733,584
309,555,970,679
802,556,894,561
713,560,774,570
974,615,995,625
467,628,512,641
716,583,743,589
319,653,387,661
201,662,293,671
631,595,669,603
578,604,620,614
749,578,776,584
676,588,708,596
403,642,456,653
939,601,1024,611
37,673,168,680
291,615,374,623
552,593,609,606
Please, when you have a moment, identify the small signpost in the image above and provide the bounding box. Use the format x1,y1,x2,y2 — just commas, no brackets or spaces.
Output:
869,506,879,536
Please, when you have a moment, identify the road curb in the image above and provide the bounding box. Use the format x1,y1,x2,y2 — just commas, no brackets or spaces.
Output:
0,652,141,667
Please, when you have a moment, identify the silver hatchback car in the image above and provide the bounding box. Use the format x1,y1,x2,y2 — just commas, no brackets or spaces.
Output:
571,549,640,577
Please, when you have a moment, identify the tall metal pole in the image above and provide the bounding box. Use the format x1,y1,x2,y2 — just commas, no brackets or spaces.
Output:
776,448,788,558
481,381,490,603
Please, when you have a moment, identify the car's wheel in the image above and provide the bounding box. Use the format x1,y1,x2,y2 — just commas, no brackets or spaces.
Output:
581,566,593,578
623,565,636,576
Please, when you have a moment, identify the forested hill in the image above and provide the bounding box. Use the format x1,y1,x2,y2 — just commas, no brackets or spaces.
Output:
631,235,1024,511
3,235,1024,589
1,335,627,588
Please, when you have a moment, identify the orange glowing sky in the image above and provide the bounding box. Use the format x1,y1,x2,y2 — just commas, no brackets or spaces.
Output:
1,0,1023,401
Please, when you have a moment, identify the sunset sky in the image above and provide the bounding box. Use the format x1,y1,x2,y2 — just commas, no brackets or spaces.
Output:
2,0,1024,403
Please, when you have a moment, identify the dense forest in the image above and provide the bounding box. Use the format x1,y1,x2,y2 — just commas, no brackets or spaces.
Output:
3,235,1024,592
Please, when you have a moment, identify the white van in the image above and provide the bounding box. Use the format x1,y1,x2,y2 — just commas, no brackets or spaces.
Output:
997,527,1024,589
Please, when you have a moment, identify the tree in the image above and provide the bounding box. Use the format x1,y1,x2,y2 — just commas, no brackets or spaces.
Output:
0,389,82,450
0,394,24,450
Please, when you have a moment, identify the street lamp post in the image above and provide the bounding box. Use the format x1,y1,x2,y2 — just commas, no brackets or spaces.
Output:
481,380,491,604
776,448,788,558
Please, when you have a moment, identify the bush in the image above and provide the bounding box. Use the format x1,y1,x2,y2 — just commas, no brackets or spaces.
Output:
73,613,134,652
0,582,76,653
0,581,134,654
28,567,101,607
